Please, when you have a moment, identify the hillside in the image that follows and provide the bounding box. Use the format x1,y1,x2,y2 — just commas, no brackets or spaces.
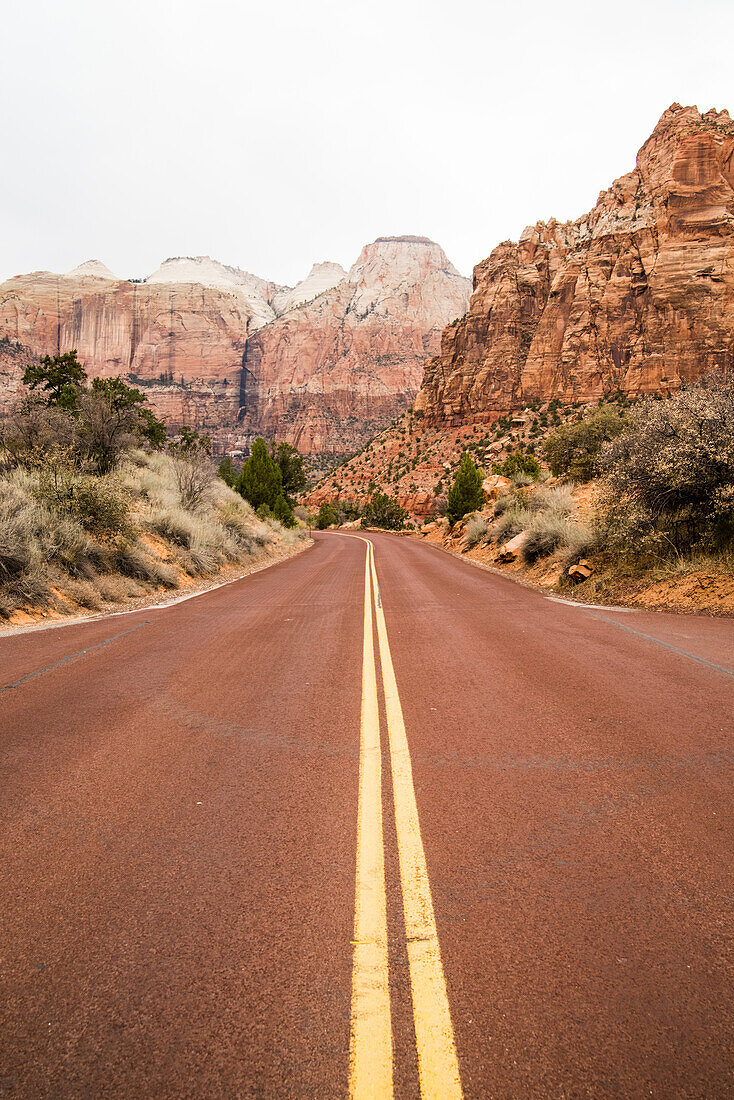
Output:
311,103,734,516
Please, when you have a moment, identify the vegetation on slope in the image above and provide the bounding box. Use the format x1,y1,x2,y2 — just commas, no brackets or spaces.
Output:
0,353,306,621
434,372,734,609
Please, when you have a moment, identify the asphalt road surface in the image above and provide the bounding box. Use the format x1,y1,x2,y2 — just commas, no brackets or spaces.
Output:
1,532,732,1098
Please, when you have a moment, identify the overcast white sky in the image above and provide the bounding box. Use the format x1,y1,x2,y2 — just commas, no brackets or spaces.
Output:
1,0,732,286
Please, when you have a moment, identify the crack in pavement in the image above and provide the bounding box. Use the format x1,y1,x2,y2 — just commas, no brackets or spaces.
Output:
0,621,152,694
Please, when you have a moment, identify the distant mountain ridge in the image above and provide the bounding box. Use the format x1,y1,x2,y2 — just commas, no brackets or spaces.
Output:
0,240,470,455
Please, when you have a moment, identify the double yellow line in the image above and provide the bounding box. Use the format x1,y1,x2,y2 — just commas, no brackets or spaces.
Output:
349,537,462,1099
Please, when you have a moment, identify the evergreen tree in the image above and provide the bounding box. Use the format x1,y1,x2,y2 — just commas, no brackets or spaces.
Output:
23,350,87,410
446,452,484,524
272,441,307,499
362,491,407,530
217,455,239,488
273,492,296,528
236,438,282,511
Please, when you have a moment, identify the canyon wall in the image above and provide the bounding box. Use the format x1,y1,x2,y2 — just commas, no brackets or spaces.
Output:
240,237,471,453
415,104,734,426
0,243,469,454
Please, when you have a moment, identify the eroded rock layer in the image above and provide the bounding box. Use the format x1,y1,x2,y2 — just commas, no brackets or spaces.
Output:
0,240,470,453
241,237,471,453
416,104,734,426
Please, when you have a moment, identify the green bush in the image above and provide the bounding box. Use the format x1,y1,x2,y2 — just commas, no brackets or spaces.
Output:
446,453,483,524
217,455,239,488
316,502,339,529
543,405,626,481
492,448,540,481
237,438,283,511
273,493,296,528
362,492,407,530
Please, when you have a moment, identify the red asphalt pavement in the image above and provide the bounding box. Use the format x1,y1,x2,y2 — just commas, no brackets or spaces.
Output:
1,531,732,1097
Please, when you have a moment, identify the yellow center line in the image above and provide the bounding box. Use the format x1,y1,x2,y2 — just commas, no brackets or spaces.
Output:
366,538,463,1100
349,542,393,1099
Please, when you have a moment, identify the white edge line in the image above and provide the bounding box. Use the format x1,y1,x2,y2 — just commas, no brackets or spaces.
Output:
546,595,634,612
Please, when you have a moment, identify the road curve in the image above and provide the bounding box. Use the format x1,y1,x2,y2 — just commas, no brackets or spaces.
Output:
1,531,732,1098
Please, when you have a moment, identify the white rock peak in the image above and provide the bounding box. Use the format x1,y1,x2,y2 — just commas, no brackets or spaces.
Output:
272,262,347,314
65,260,117,280
145,255,282,329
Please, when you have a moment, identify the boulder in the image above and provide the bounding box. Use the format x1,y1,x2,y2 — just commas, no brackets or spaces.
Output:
497,531,529,561
568,559,594,582
482,474,511,503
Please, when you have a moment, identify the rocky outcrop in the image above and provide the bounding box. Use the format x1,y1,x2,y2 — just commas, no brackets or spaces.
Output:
416,104,734,426
0,267,257,429
241,237,470,453
0,241,469,452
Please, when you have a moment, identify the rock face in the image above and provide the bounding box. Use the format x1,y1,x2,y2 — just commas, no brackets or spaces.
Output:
0,241,469,452
416,104,734,426
241,237,471,453
0,267,258,426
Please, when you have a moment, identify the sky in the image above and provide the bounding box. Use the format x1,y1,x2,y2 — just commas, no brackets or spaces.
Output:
1,0,732,286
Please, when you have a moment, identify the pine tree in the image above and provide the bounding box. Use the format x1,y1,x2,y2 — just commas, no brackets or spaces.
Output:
446,452,483,524
272,441,307,498
273,492,296,528
236,438,282,511
23,350,87,410
217,455,239,488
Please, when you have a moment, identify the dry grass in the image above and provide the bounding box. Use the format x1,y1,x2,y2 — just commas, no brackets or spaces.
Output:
0,450,306,620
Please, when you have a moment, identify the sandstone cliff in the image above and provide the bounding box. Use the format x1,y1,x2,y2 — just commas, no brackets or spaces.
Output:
415,104,734,426
0,242,469,453
240,237,471,453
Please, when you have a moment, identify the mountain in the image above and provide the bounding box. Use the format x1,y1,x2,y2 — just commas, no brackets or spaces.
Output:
415,103,734,426
240,238,471,453
0,241,469,455
309,103,734,517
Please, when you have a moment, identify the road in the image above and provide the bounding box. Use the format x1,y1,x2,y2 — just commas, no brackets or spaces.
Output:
1,531,732,1098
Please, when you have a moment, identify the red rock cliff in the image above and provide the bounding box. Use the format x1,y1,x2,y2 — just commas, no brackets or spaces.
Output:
0,243,469,452
415,104,734,426
240,237,471,454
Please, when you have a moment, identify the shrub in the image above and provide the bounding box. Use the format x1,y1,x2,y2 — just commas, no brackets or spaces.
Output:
362,492,408,530
217,455,239,488
149,507,196,547
237,438,283,511
446,453,483,524
521,514,568,563
273,492,296,528
77,378,165,473
493,493,515,517
543,405,626,481
492,448,541,481
599,371,734,557
493,508,534,542
168,428,214,510
113,542,178,586
561,522,599,565
316,501,339,529
37,462,132,540
533,484,576,516
464,513,488,547
0,396,76,466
